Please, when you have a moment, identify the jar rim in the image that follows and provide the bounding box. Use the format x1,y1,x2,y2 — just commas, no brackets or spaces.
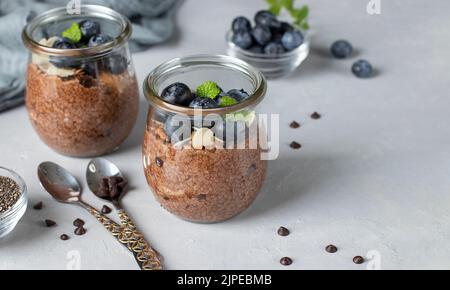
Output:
22,5,132,57
143,54,267,115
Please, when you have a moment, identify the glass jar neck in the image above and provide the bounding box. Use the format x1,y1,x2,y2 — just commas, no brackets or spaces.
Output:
144,55,267,116
22,5,132,58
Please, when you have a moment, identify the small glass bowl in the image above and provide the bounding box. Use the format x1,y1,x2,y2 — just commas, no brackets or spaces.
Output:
0,167,28,239
226,31,310,79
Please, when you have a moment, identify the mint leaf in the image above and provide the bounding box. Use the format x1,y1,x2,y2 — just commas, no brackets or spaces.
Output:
266,0,282,15
62,23,82,43
281,0,294,11
292,6,309,23
219,96,238,107
196,81,221,99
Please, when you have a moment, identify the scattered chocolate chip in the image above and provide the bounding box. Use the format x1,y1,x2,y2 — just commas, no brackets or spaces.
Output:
101,205,112,214
326,245,338,253
73,218,85,227
45,219,57,227
290,121,300,129
60,234,70,241
74,227,87,236
290,142,302,150
277,227,290,237
155,157,164,168
311,112,321,120
33,201,43,210
353,256,365,264
163,197,170,201
280,257,293,266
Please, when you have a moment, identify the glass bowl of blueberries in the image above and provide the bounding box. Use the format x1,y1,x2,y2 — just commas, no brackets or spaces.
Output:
226,10,309,79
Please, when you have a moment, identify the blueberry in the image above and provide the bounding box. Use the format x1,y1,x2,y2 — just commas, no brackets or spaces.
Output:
281,29,304,51
271,21,294,40
331,40,353,59
227,89,250,102
189,97,219,109
103,54,128,75
79,20,101,41
50,37,79,68
252,25,272,46
80,62,97,76
88,34,112,47
232,16,251,32
231,30,253,49
352,60,373,78
248,45,264,54
161,83,194,106
264,42,285,55
254,10,281,29
52,37,76,50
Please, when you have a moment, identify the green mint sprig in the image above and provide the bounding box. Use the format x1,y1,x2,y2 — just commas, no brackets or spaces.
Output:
62,23,82,43
219,96,238,107
266,0,310,30
196,81,222,99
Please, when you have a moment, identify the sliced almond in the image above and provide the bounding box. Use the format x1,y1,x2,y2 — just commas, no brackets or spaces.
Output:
192,128,215,150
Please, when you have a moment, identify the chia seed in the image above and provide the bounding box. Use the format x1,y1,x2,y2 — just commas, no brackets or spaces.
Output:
0,176,21,214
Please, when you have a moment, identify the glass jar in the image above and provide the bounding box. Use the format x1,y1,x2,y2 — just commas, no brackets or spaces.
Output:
0,167,28,239
143,55,268,223
22,5,139,157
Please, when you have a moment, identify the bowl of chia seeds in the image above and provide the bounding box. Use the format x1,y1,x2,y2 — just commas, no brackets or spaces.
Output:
0,167,27,238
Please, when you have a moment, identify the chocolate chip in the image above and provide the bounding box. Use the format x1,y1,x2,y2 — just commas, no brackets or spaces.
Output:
290,142,302,150
33,201,43,210
353,256,365,264
73,218,85,227
280,257,293,266
311,112,321,120
155,157,164,168
101,205,112,214
277,227,290,237
290,121,300,129
45,219,57,227
196,194,207,201
74,227,87,236
79,75,95,88
60,234,70,241
326,245,338,253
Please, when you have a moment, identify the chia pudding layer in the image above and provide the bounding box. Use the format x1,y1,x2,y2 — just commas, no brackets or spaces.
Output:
26,63,139,157
143,119,267,223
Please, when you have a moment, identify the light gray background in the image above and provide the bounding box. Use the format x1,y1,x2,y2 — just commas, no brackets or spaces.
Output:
1,0,449,270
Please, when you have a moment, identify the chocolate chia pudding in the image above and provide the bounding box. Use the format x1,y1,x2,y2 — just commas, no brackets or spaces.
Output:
143,119,267,223
22,5,139,157
26,63,139,157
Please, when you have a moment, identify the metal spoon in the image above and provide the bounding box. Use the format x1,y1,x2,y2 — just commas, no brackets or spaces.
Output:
86,158,162,270
37,162,162,270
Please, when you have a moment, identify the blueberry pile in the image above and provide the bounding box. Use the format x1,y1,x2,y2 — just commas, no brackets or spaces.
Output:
160,81,249,109
159,81,250,142
330,40,374,78
48,19,128,75
231,10,304,55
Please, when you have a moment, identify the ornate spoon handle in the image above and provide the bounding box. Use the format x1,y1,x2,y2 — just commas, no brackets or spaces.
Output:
79,202,162,270
117,209,163,270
